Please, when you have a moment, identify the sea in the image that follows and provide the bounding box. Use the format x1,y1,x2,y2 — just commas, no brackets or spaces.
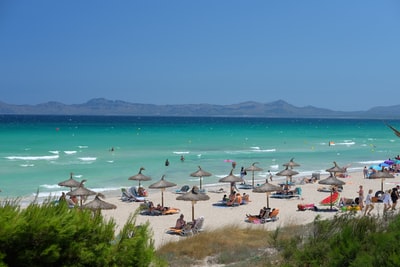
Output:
1,115,399,202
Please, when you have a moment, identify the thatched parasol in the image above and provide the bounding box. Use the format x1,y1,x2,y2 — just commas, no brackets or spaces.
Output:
149,175,176,207
252,180,282,209
275,166,299,184
176,186,210,221
369,170,395,191
190,166,212,190
219,169,243,194
326,162,346,177
128,167,151,187
66,180,97,206
283,158,300,169
58,173,81,191
81,193,117,211
318,174,346,210
245,162,263,188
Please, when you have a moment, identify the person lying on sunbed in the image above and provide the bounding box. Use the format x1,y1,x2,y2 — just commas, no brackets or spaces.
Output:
246,207,270,219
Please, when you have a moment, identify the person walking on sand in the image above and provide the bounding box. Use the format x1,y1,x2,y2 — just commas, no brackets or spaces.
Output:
357,185,364,210
268,170,273,182
364,189,374,216
363,166,368,179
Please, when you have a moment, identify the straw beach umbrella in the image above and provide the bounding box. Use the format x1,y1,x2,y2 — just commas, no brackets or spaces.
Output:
219,169,243,194
81,193,117,211
66,180,97,206
275,166,299,184
326,161,346,177
252,180,282,209
149,175,176,207
176,186,210,221
58,173,81,191
369,169,395,191
245,162,263,188
190,166,212,190
318,174,345,210
128,167,151,187
283,158,300,169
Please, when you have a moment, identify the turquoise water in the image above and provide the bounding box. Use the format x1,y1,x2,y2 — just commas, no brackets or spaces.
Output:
1,115,399,199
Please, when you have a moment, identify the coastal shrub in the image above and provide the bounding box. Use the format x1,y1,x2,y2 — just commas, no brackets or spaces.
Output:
0,199,158,267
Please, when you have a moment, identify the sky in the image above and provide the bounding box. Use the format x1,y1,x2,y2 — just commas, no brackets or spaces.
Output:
0,1,399,111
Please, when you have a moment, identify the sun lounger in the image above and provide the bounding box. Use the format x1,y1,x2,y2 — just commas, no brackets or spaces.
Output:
246,208,279,224
175,185,190,194
166,216,205,236
121,188,145,202
270,193,300,199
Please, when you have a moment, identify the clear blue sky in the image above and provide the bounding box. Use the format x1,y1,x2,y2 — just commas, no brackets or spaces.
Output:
1,1,399,111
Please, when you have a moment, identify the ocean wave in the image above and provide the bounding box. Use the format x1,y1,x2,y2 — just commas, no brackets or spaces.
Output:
20,164,34,167
6,155,59,161
64,151,77,155
173,151,189,154
40,184,62,189
79,157,97,161
78,145,88,149
49,151,59,154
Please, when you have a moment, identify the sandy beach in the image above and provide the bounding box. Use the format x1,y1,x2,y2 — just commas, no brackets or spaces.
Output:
101,170,400,249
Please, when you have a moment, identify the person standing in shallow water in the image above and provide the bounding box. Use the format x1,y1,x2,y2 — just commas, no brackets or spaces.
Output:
165,159,169,166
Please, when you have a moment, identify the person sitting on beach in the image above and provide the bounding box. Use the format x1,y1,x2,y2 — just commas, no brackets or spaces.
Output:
67,195,78,207
138,186,147,197
235,193,243,205
59,192,66,202
222,194,228,202
226,192,236,206
242,193,251,203
175,214,186,229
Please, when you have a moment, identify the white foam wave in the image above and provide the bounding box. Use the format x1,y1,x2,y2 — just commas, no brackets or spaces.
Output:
20,164,34,167
79,157,97,161
64,151,77,155
78,145,88,149
173,151,189,154
107,160,114,163
358,160,385,165
40,184,62,189
6,155,59,161
49,151,59,154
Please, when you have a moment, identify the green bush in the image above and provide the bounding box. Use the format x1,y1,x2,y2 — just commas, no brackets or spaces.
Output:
0,198,159,267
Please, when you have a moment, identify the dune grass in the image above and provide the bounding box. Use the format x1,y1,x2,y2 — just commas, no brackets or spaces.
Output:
156,222,304,266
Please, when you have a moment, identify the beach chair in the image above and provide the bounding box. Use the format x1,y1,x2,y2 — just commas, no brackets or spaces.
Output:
128,186,146,202
175,185,190,194
261,208,279,223
181,216,205,236
121,188,136,202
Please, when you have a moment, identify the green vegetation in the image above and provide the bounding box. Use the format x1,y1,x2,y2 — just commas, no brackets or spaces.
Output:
0,199,164,267
157,212,400,266
4,198,400,266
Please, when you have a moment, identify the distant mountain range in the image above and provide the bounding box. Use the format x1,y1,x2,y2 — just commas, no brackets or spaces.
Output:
0,98,399,119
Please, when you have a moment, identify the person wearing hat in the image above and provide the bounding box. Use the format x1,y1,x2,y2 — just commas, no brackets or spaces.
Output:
175,214,186,229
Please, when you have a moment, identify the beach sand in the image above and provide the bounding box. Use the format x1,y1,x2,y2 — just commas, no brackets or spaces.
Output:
101,171,399,248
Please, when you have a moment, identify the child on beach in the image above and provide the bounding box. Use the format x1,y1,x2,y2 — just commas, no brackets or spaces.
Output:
357,185,364,210
364,189,374,216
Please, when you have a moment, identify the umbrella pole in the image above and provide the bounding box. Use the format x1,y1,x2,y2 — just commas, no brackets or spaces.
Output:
381,178,384,192
192,201,195,222
161,189,164,207
252,172,255,188
330,190,333,210
266,192,270,209
200,176,203,190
